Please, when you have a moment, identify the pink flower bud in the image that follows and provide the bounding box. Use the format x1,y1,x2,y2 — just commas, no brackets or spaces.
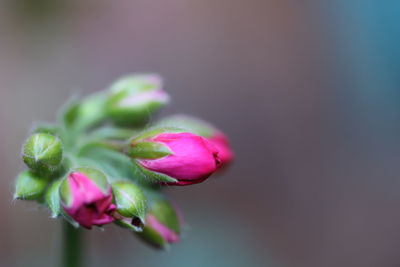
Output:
137,198,184,248
207,132,234,167
60,168,116,229
106,74,170,126
157,115,234,169
146,214,180,243
132,132,220,185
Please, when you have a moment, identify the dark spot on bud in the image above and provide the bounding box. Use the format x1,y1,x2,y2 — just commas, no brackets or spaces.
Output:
214,152,221,166
132,217,144,228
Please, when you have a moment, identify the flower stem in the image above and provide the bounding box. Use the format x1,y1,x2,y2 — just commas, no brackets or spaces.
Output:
62,221,84,267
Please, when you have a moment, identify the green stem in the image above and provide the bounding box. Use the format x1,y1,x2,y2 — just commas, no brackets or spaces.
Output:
62,221,84,267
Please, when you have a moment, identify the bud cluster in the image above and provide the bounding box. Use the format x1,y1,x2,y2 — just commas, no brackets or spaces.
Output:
15,74,233,249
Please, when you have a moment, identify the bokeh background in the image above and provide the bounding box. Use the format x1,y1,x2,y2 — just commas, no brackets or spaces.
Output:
1,1,400,267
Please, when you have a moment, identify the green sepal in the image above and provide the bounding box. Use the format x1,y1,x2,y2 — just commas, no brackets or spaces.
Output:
78,145,148,184
137,225,169,249
128,142,172,159
14,171,48,200
150,198,181,234
59,175,72,207
130,127,185,143
136,197,181,249
112,181,147,219
131,160,178,184
73,167,109,193
45,179,63,217
157,114,216,138
115,217,145,232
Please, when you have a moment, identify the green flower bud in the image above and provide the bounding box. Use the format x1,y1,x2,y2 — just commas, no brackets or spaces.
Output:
14,171,48,200
137,198,183,249
22,133,63,175
62,93,108,131
112,181,147,231
106,74,169,126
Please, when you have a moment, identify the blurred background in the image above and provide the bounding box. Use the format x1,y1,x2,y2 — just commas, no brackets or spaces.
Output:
1,0,400,266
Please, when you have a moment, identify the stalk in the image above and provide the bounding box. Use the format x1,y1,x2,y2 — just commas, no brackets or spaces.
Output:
62,221,84,267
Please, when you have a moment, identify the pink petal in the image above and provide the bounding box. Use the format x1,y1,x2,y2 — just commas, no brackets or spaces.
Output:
63,172,116,228
67,172,107,213
146,215,180,243
208,132,234,166
119,90,169,107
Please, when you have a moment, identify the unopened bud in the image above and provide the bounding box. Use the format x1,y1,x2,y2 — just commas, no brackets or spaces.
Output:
129,129,220,185
137,198,183,249
106,74,169,126
22,133,63,175
14,171,48,200
59,167,116,229
159,115,234,167
112,181,147,231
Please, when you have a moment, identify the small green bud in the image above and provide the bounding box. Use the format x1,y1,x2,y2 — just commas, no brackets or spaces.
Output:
62,93,108,131
14,171,48,200
150,199,181,234
137,198,183,249
112,181,147,231
22,133,63,175
106,74,169,126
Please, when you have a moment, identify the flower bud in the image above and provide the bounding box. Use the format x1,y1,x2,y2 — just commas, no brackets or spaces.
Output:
14,171,48,200
137,198,183,249
59,167,116,229
106,74,169,126
129,130,220,185
158,115,234,167
22,133,63,175
112,181,147,231
61,93,108,133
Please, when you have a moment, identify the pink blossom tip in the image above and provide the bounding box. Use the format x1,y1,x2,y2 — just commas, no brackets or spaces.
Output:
60,171,116,229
